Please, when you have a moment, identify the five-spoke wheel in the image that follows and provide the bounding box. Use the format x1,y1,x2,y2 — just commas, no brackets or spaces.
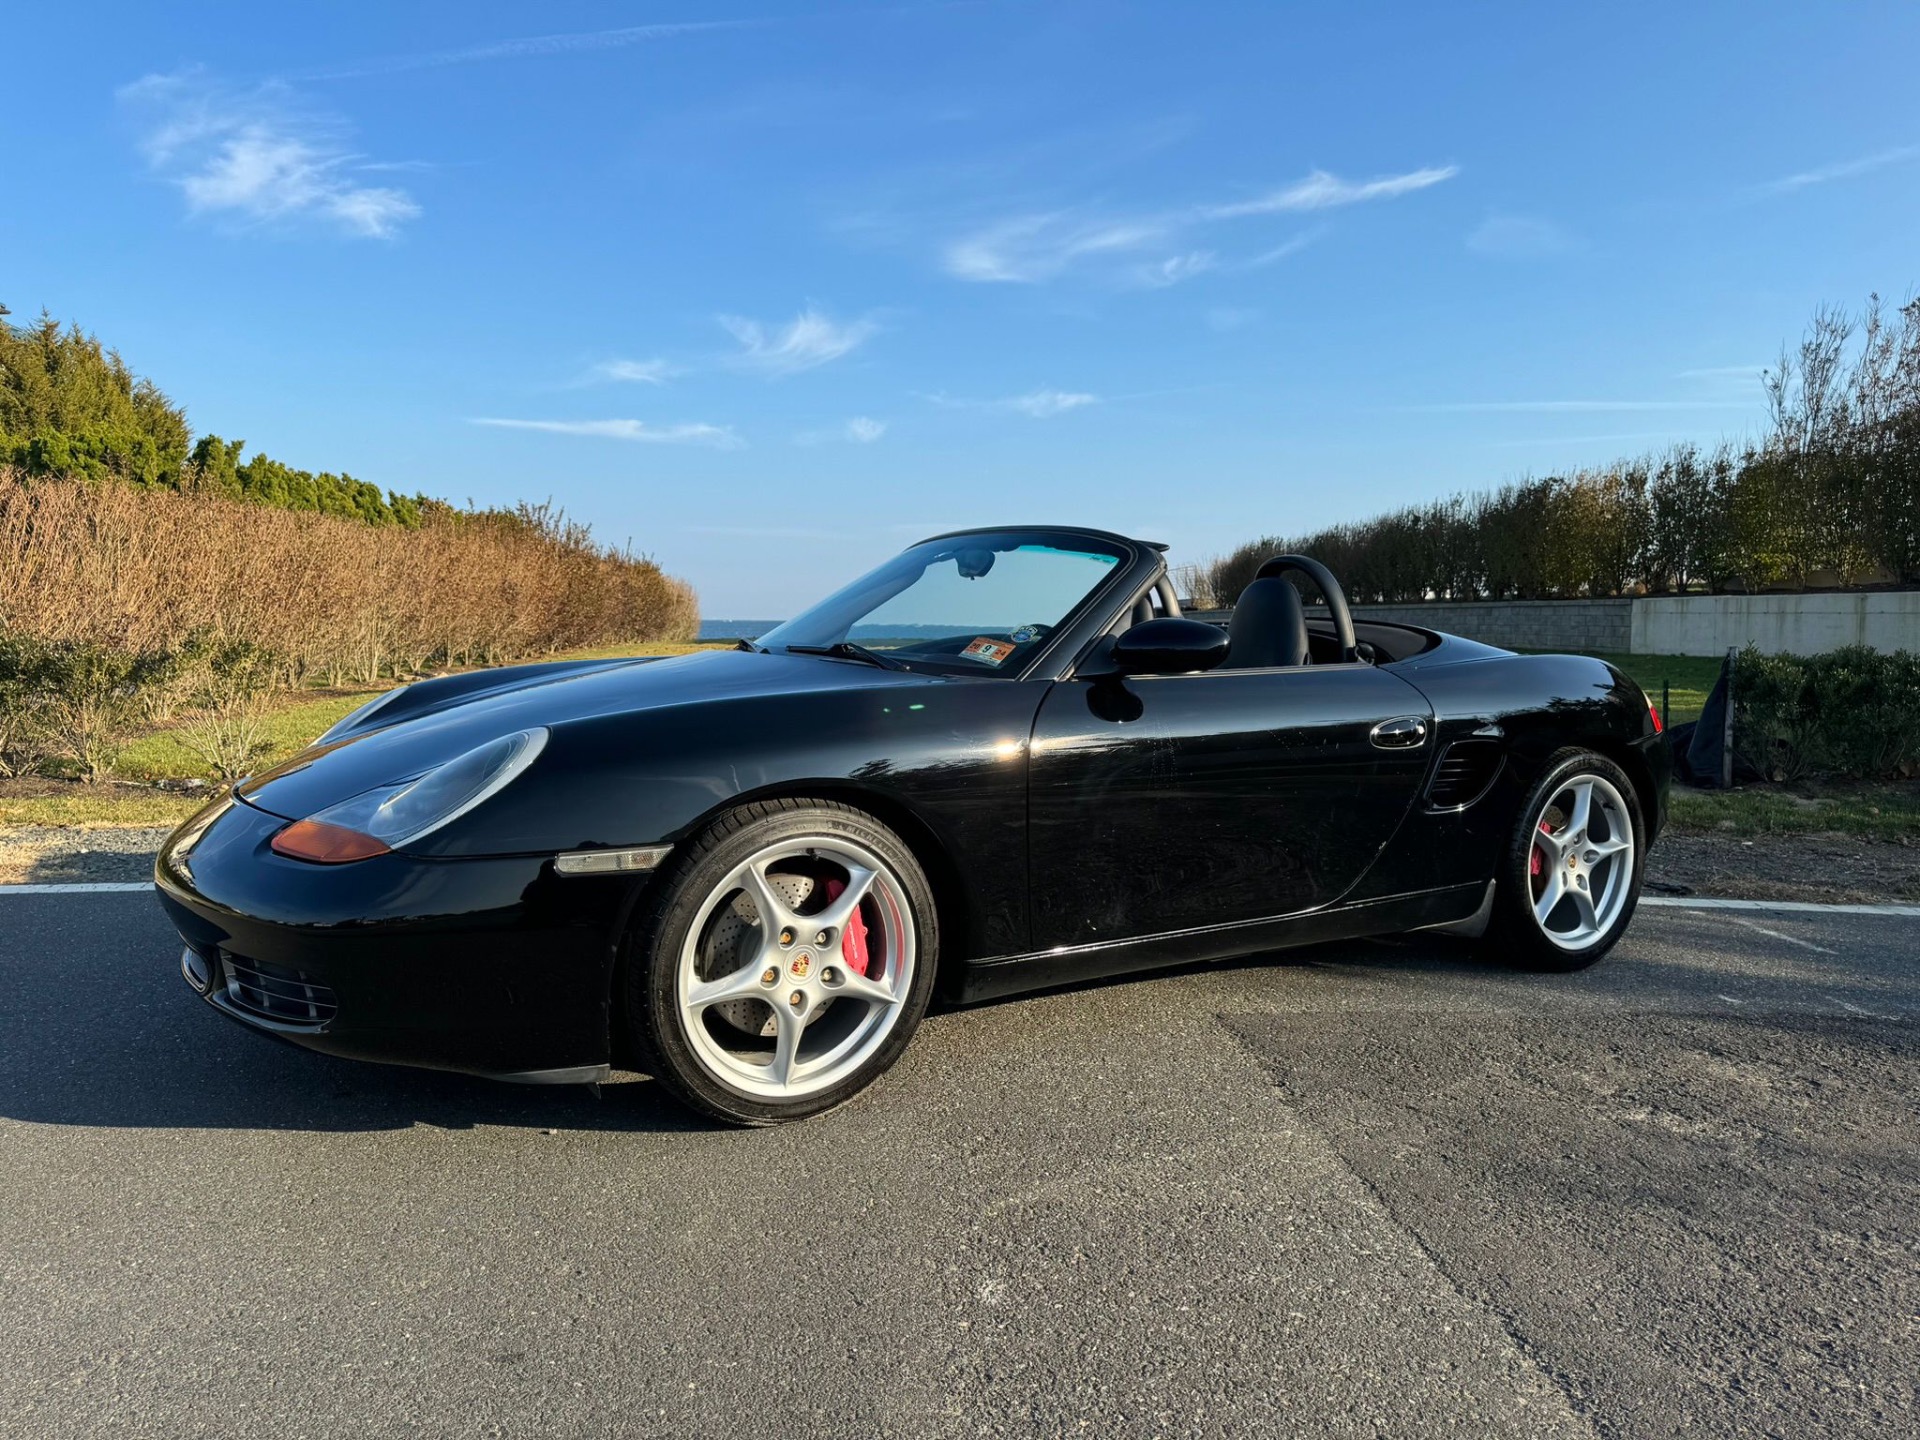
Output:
626,799,938,1124
1490,749,1645,971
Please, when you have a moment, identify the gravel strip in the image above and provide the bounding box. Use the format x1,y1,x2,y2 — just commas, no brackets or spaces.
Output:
0,827,174,886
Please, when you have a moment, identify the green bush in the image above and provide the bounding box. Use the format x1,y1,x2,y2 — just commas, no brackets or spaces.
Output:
1735,646,1920,782
0,632,58,777
1,637,179,782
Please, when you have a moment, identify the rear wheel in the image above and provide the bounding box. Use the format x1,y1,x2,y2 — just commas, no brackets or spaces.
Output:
1486,750,1644,972
624,799,939,1125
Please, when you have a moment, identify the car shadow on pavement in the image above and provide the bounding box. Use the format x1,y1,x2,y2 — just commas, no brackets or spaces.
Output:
0,936,713,1136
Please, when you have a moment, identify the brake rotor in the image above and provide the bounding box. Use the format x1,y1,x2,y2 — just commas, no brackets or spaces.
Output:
702,870,817,1038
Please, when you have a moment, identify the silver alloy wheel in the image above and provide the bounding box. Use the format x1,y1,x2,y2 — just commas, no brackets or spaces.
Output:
676,836,915,1100
1528,773,1636,952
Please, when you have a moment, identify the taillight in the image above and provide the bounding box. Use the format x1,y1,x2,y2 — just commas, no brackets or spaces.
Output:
271,820,392,864
1646,692,1663,734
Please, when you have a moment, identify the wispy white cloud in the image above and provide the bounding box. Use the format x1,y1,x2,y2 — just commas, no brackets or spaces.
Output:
795,416,888,445
120,71,421,238
590,357,676,385
302,19,766,81
1199,165,1459,219
943,164,1452,284
471,417,741,447
945,215,1163,283
1243,230,1322,269
1466,214,1578,259
1132,251,1216,288
1758,144,1920,194
1011,389,1097,418
720,307,878,375
922,389,1098,418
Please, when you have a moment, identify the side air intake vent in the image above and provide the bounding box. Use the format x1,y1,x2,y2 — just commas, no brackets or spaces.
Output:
1426,739,1503,810
222,954,338,1027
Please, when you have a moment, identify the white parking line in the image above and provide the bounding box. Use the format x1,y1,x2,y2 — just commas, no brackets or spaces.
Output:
1642,896,1920,918
1722,916,1839,954
0,882,153,895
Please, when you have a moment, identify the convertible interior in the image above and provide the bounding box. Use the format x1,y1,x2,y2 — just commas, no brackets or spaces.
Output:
1126,571,1440,669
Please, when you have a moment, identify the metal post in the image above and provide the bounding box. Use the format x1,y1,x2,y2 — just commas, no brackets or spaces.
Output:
1661,679,1670,734
1721,647,1736,790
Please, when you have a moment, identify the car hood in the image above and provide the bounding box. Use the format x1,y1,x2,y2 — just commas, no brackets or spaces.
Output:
236,648,931,823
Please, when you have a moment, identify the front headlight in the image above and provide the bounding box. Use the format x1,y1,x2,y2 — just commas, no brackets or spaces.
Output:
269,728,548,864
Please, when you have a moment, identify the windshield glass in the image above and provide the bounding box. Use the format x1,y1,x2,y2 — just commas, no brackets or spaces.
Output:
757,531,1128,676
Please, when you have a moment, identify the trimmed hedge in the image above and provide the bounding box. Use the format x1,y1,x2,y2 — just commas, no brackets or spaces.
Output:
1735,646,1920,782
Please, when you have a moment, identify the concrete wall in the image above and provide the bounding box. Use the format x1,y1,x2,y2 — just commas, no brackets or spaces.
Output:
1631,592,1920,656
1307,593,1920,656
1348,599,1633,654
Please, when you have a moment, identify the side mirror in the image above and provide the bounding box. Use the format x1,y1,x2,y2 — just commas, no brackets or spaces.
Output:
1107,617,1229,676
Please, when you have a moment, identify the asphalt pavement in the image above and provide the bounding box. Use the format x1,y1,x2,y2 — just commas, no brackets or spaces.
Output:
1,891,1913,1439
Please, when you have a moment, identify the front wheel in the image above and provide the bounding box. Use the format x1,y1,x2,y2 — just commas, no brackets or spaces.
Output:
623,798,939,1125
1485,749,1644,972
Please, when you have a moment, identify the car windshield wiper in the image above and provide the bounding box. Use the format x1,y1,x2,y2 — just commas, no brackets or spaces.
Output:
782,642,908,671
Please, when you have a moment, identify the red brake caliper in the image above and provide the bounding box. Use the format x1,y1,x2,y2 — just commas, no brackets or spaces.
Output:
820,878,872,977
1531,821,1551,878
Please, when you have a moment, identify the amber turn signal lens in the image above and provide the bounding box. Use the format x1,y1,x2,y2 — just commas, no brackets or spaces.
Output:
270,820,392,864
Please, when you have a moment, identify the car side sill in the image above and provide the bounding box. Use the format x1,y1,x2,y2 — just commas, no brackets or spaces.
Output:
957,883,1486,1003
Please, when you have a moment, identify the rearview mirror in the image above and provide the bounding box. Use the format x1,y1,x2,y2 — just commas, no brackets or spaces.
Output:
1108,617,1229,676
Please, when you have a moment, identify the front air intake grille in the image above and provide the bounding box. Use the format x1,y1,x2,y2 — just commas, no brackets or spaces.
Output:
223,955,337,1026
1426,739,1503,810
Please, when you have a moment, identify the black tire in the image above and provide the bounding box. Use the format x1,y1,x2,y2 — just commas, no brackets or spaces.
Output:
1484,748,1646,973
623,797,940,1125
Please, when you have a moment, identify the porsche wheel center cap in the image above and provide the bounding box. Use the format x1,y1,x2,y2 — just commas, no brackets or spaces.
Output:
789,952,813,979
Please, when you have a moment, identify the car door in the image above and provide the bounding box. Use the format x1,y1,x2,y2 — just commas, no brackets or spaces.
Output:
1025,662,1434,950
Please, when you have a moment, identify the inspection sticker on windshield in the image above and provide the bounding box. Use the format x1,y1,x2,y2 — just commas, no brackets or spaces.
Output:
961,637,1017,667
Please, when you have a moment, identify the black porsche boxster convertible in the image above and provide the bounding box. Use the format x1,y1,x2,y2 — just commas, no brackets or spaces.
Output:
157,526,1668,1124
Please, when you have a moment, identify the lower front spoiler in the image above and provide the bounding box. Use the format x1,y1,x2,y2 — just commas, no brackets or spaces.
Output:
179,942,612,1085
155,794,638,1086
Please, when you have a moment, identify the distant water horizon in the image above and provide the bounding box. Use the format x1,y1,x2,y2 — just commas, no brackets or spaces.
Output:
698,619,783,640
698,620,1004,642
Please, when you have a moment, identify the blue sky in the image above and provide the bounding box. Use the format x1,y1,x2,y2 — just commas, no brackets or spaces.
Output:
7,2,1919,616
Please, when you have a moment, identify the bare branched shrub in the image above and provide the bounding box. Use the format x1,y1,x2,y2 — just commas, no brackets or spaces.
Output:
177,640,281,780
0,473,697,780
0,475,697,671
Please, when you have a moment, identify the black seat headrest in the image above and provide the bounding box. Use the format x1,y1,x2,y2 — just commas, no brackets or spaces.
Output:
1224,576,1310,670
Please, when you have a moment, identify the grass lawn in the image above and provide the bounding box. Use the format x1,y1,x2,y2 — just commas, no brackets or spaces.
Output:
3,640,735,830
115,641,731,785
1668,782,1920,843
114,690,383,783
1525,651,1722,726
0,785,202,828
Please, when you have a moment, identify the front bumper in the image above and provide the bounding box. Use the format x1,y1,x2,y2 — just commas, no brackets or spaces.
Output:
154,795,638,1083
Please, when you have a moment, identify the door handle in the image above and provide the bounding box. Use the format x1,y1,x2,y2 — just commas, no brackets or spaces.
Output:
1370,716,1428,749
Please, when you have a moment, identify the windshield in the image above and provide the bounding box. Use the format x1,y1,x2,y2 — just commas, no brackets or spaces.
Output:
757,531,1128,676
